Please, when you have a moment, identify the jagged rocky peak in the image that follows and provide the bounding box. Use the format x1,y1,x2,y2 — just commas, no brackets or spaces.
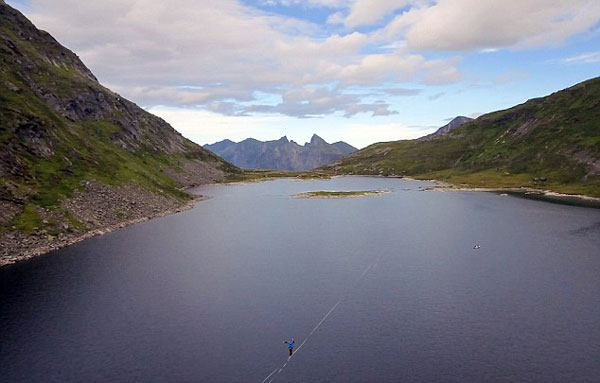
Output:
205,134,358,171
308,134,328,146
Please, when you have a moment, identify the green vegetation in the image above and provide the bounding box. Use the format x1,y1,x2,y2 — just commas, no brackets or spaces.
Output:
1,3,240,236
323,77,600,197
225,169,330,182
62,211,88,232
12,203,42,233
294,190,390,198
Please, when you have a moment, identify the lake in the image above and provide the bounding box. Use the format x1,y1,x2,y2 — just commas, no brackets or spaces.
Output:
1,177,599,382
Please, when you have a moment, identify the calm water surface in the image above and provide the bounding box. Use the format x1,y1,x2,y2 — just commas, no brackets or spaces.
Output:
1,177,599,382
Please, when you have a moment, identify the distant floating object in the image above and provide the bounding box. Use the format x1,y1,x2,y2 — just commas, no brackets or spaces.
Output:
473,244,481,249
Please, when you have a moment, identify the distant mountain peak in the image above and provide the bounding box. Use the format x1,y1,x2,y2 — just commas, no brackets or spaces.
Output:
322,76,600,198
423,116,473,138
205,134,357,171
309,134,328,145
449,116,471,124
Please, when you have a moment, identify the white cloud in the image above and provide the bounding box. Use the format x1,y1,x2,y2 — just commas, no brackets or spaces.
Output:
24,0,461,118
147,106,285,145
17,0,597,139
326,11,345,24
428,92,445,101
337,50,425,86
376,87,422,96
245,86,398,118
562,51,600,64
344,0,411,28
375,0,600,51
259,0,348,8
421,57,463,84
148,105,409,148
342,121,425,146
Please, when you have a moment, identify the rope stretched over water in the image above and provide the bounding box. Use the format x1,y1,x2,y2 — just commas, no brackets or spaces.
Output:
259,259,379,383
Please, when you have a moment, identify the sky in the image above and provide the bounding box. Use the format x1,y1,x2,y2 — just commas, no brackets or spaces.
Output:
7,0,600,148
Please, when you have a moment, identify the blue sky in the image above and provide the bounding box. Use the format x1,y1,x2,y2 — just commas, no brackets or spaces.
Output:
8,0,600,148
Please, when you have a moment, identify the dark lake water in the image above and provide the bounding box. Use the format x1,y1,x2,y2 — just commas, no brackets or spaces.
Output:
1,177,600,382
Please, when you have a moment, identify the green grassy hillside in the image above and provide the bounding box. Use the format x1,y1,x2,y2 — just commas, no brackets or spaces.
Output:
0,3,239,237
323,77,600,197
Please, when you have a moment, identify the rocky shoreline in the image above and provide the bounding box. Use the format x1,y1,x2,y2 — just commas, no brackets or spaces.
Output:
331,174,599,208
426,186,600,208
0,181,207,268
3,176,597,268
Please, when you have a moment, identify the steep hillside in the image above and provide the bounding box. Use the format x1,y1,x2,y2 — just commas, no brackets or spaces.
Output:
323,77,600,197
0,2,239,264
422,116,473,138
205,134,357,171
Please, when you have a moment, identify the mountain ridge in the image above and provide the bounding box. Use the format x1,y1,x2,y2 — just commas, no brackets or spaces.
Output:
205,134,357,171
422,116,473,139
321,77,600,197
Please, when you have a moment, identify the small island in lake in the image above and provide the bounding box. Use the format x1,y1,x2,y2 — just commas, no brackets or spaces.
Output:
294,190,391,199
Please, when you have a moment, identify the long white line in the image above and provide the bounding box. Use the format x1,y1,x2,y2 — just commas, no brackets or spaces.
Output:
292,338,308,355
260,369,278,383
259,260,379,382
359,264,373,280
259,299,341,383
310,299,341,336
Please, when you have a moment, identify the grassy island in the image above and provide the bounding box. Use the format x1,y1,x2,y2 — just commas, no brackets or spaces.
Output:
294,190,391,198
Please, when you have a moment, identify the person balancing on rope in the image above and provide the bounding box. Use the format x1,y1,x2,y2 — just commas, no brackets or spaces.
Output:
284,338,295,356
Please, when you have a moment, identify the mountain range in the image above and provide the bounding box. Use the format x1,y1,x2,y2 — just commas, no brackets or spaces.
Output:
2,0,599,265
322,77,600,197
0,2,239,264
205,134,357,171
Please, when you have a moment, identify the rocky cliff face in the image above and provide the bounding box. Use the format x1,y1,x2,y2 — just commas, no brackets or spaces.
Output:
0,2,239,265
205,134,357,171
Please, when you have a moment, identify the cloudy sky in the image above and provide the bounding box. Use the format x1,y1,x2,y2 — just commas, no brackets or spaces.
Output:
8,0,600,148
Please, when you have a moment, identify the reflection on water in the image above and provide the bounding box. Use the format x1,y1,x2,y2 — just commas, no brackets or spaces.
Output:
1,177,599,382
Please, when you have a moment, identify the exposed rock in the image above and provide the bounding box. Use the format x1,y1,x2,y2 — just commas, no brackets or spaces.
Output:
421,116,473,139
510,118,539,139
0,3,239,266
205,134,357,171
163,159,228,187
0,180,205,267
573,150,600,177
0,201,20,226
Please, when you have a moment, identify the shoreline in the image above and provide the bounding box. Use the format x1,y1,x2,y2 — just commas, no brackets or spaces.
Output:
426,186,600,208
326,173,599,208
3,176,597,268
0,196,206,268
293,190,391,199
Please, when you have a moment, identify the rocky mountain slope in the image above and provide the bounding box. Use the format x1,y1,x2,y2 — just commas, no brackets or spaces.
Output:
205,134,357,171
322,77,600,197
0,2,239,265
422,116,473,138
